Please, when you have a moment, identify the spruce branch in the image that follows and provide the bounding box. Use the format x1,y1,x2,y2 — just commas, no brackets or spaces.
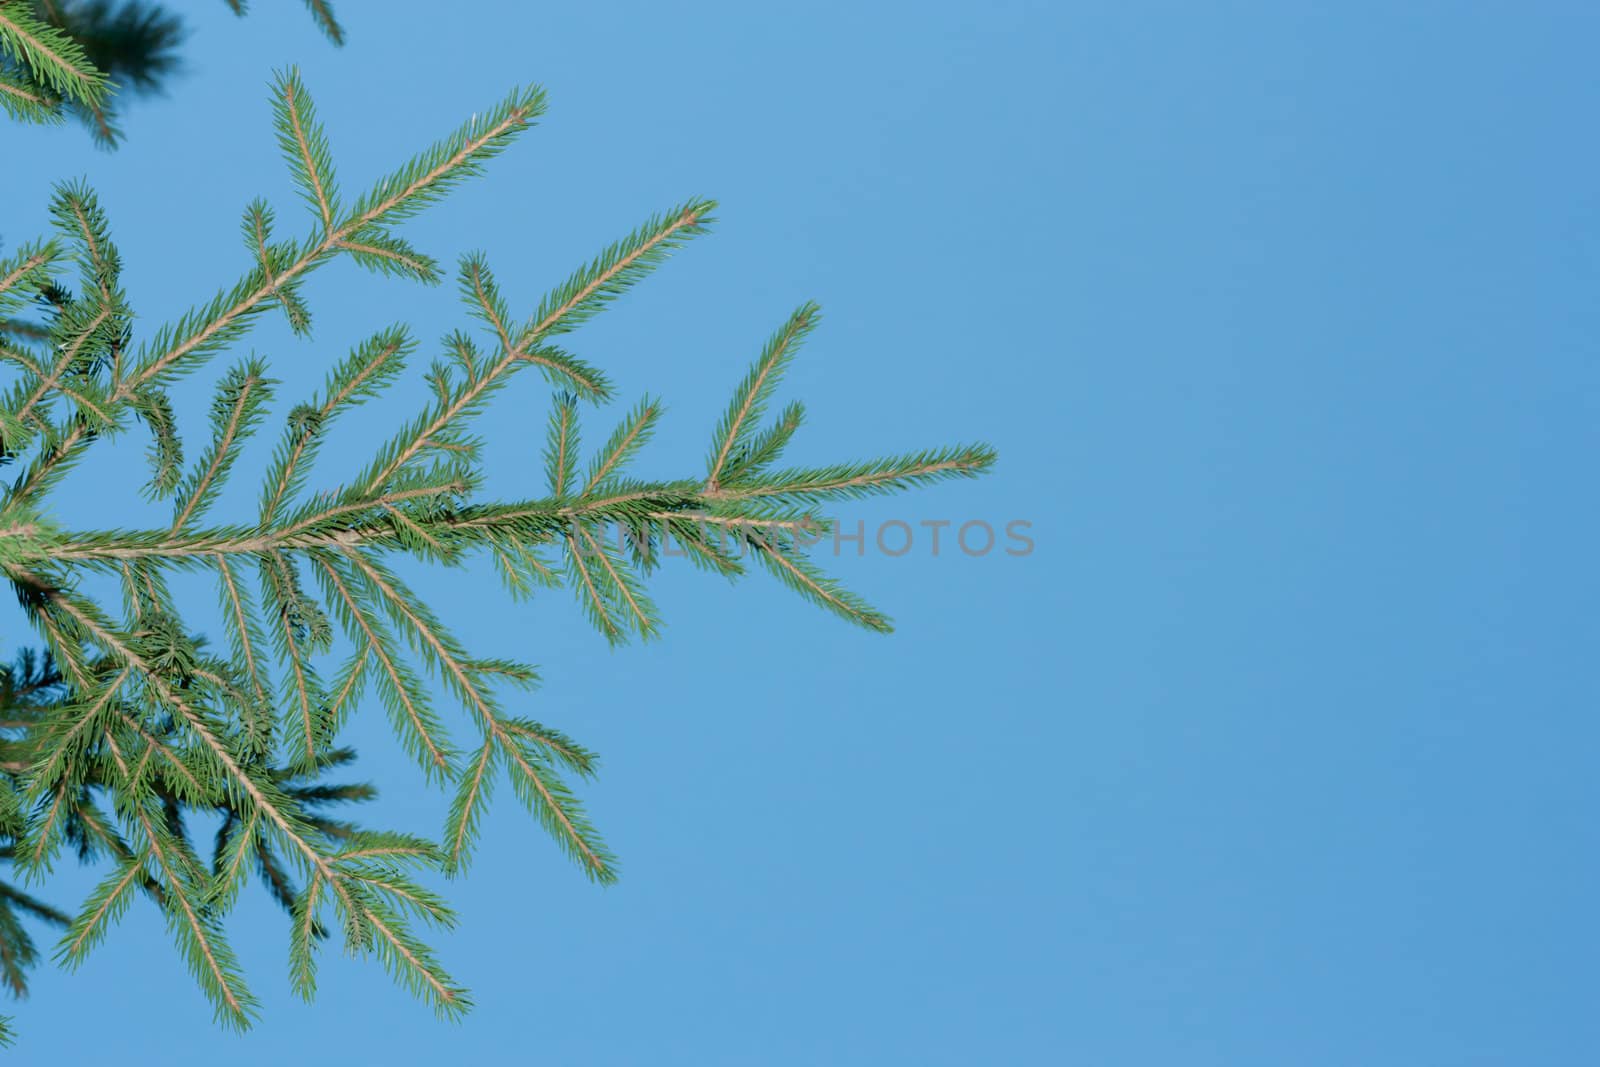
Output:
707,444,998,503
0,69,994,1037
259,326,412,524
0,4,108,111
169,359,274,532
272,67,340,231
0,68,62,124
298,0,343,47
720,399,804,484
0,242,61,317
1,0,336,144
54,854,142,966
706,302,816,489
123,76,543,399
442,736,495,874
311,553,454,780
584,396,660,495
212,553,271,715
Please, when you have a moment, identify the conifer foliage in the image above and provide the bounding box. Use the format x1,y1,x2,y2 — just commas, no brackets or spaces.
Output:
0,0,341,145
0,56,993,1043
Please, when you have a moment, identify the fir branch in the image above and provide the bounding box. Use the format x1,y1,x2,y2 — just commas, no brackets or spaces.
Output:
0,69,62,125
260,552,329,770
522,199,715,344
111,707,211,801
545,393,580,498
0,904,39,997
349,84,546,229
0,68,994,1036
259,326,411,523
341,550,613,878
353,222,700,494
170,360,274,532
7,303,111,431
212,553,271,724
273,67,340,230
720,399,804,483
564,530,620,643
311,554,455,779
491,541,559,602
498,718,597,779
706,303,817,489
26,666,129,794
25,575,333,890
338,864,453,929
300,0,344,46
460,252,515,357
124,81,542,397
583,396,660,494
322,645,368,738
55,855,144,967
754,543,893,633
0,882,68,927
710,444,998,503
242,200,312,335
129,390,181,498
497,724,615,883
131,805,258,1029
0,4,108,109
330,831,438,866
209,808,260,909
287,872,323,999
574,523,659,639
442,736,495,874
349,892,468,1018
0,241,60,316
336,230,440,284
55,180,120,306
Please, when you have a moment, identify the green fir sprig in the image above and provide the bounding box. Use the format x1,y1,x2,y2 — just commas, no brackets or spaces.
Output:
0,0,343,146
0,67,994,1041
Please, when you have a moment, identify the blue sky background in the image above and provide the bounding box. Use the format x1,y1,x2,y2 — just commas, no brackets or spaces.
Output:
4,1,1598,1063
